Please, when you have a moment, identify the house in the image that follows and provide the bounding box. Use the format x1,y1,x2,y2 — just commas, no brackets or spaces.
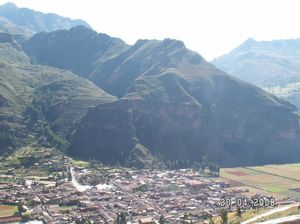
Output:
185,180,208,188
138,217,155,224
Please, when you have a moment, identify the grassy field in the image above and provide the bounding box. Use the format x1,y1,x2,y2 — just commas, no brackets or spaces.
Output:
212,207,270,224
59,205,78,212
247,204,300,223
221,163,300,199
0,204,19,218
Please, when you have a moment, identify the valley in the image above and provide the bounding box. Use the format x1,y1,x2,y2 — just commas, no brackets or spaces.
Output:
1,2,300,224
1,147,300,223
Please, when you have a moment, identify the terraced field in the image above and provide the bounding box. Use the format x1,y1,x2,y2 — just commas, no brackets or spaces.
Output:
221,164,300,199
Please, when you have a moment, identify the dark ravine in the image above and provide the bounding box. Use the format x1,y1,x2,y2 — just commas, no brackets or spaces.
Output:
2,25,300,167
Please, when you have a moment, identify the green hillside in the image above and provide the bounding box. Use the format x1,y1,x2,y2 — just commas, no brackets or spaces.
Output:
213,38,300,109
0,34,116,154
4,26,300,167
64,36,300,167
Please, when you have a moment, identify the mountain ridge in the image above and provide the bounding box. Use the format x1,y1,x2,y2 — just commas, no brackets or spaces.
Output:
0,39,116,155
213,37,300,109
0,2,91,38
1,26,300,167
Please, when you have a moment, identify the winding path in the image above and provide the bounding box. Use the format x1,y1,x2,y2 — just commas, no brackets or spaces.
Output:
241,204,298,224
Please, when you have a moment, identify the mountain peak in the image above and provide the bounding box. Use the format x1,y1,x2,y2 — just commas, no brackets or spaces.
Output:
245,37,256,42
0,2,91,33
162,38,185,48
238,37,257,50
69,25,96,35
1,2,17,8
0,32,13,43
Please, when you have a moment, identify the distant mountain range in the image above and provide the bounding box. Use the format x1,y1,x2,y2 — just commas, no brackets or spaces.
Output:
213,38,300,108
0,2,90,37
1,3,300,168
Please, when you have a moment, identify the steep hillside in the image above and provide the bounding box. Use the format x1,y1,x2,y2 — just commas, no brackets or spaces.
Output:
0,2,91,36
0,34,116,155
14,27,300,167
22,26,129,78
68,38,300,167
213,38,300,108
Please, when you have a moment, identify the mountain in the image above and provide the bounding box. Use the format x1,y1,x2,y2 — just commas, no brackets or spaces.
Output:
213,38,300,108
68,38,300,167
0,33,116,155
20,27,300,167
22,26,129,78
0,2,91,37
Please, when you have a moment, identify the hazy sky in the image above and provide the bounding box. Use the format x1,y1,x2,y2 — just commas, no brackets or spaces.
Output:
2,0,300,60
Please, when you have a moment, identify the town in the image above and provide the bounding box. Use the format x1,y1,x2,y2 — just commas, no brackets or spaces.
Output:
0,147,294,224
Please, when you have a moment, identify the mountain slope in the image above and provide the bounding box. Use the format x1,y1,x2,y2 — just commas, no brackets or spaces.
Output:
15,27,300,167
0,2,91,36
67,38,300,167
213,38,300,108
0,33,116,154
22,25,129,79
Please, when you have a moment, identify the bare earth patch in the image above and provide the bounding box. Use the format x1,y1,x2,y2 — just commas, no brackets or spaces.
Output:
228,171,249,176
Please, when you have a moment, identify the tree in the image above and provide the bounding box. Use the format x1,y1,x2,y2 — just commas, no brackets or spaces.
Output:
201,155,209,167
220,209,228,224
208,162,220,176
89,158,99,169
237,207,242,218
115,212,126,224
200,162,206,173
159,215,167,224
216,165,220,176
199,155,209,173
89,171,101,187
22,212,32,221
20,156,36,168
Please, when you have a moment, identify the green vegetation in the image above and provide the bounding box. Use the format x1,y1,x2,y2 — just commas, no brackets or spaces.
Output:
237,207,242,218
0,146,67,180
0,40,116,155
221,164,300,199
213,38,300,109
2,18,300,168
115,212,127,224
212,208,270,224
132,184,149,193
60,205,78,212
193,155,220,176
22,212,33,221
43,126,68,152
246,204,300,223
159,215,168,224
220,209,228,224
165,159,192,170
127,143,165,169
265,186,285,193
